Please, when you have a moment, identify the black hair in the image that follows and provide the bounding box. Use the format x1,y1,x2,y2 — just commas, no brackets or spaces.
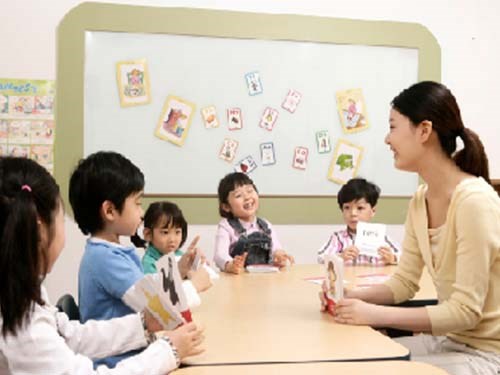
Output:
0,157,60,337
217,172,258,218
131,201,188,249
392,81,490,183
337,177,380,209
69,151,144,235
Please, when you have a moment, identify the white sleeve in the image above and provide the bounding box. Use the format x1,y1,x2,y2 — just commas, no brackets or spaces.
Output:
182,280,201,308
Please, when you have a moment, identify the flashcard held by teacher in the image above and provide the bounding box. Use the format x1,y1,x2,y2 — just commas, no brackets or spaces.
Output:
354,221,387,257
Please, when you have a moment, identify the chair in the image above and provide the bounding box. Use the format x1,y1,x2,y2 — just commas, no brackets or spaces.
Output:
56,294,80,321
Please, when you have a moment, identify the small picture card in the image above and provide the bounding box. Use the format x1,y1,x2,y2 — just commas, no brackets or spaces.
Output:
0,95,8,115
219,138,239,162
327,139,363,185
30,120,55,144
227,107,243,130
336,88,369,133
116,59,151,107
30,145,53,166
8,120,30,144
354,221,387,258
259,107,279,131
245,71,263,96
32,96,54,116
324,254,344,303
201,105,219,129
0,120,8,143
260,142,276,166
281,89,302,113
8,96,34,116
8,144,29,158
234,155,257,174
292,146,308,170
155,95,196,146
316,130,331,154
191,250,202,271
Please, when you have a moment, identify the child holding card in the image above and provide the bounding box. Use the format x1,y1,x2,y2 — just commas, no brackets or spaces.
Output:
317,177,400,266
213,172,295,274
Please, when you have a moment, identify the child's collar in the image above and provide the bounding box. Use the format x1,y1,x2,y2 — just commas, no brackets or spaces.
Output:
88,236,130,249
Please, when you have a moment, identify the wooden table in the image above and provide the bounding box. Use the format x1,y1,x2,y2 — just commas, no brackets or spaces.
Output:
185,264,436,365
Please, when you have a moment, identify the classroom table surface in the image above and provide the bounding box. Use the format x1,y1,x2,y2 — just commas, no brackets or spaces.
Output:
184,264,436,366
175,360,448,375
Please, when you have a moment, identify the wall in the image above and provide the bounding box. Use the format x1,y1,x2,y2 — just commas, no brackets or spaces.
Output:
2,0,499,299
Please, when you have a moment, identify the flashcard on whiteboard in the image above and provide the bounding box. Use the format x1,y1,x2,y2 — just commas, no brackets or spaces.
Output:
201,105,219,129
281,89,302,113
245,71,263,96
260,142,276,166
259,107,279,131
234,155,257,174
292,146,308,170
316,130,332,154
227,107,243,130
219,138,238,162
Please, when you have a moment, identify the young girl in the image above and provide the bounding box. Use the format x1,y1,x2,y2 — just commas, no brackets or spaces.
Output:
321,82,500,374
214,172,294,274
0,157,204,373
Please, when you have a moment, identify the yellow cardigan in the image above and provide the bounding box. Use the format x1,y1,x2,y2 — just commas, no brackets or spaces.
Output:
385,177,500,353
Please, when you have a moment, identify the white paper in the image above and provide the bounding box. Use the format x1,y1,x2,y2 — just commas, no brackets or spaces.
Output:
354,221,386,257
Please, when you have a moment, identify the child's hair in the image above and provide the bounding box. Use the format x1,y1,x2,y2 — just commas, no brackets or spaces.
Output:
0,157,60,336
337,178,380,209
217,172,258,218
392,81,490,183
69,151,144,235
131,201,188,249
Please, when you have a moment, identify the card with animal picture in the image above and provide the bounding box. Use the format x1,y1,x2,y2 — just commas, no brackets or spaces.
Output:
336,88,369,133
155,95,196,146
234,155,257,174
324,254,344,303
201,105,219,129
316,130,331,154
245,71,263,96
327,139,363,184
32,96,54,116
116,59,151,107
227,107,243,130
292,146,309,170
281,89,302,113
354,221,387,258
259,107,279,131
219,138,239,162
260,142,276,166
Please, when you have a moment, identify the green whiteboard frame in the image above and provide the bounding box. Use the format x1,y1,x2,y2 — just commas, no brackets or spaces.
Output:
55,2,440,224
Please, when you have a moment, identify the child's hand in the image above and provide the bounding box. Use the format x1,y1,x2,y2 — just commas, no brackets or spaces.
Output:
225,253,247,274
319,280,331,313
188,266,212,292
272,250,295,268
340,245,359,262
165,322,205,359
378,246,397,265
178,236,201,278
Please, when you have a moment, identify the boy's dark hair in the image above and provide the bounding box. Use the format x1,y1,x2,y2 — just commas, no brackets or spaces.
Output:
217,172,257,219
337,178,380,209
69,151,144,235
0,157,60,337
132,201,188,249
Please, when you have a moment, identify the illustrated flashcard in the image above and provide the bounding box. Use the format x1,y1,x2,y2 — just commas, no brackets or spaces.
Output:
354,221,387,258
30,120,55,144
316,130,331,154
116,59,151,107
0,95,8,115
281,89,302,113
0,145,7,156
32,96,54,116
227,108,243,130
0,120,8,143
8,144,29,158
30,145,53,166
324,254,344,303
155,95,196,146
8,96,34,116
292,147,309,170
260,142,276,166
259,107,279,131
327,139,363,185
219,138,239,162
234,155,257,174
336,88,369,133
245,71,263,96
201,105,219,129
8,121,30,144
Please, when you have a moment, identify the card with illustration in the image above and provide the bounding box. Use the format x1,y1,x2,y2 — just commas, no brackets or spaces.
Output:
201,105,219,129
30,145,53,166
0,120,8,143
155,95,196,146
0,95,8,115
327,139,363,184
281,89,302,113
30,120,55,144
234,155,257,174
324,254,344,304
8,121,30,144
260,142,276,166
336,88,369,133
259,107,279,131
227,107,243,130
32,96,54,116
116,59,151,107
0,145,7,156
354,221,387,258
8,96,34,116
8,144,29,158
245,71,263,96
292,146,309,170
316,130,331,154
219,138,239,162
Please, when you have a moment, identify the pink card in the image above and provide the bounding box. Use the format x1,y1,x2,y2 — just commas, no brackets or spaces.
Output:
281,89,302,113
292,146,308,170
227,108,243,130
259,107,279,131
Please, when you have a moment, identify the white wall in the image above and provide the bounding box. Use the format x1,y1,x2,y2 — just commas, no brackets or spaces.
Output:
2,0,499,299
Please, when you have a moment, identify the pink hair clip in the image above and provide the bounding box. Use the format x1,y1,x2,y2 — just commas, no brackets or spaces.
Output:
21,184,32,192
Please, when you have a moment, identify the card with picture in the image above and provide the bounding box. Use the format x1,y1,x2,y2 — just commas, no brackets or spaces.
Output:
244,71,263,96
155,95,196,146
116,59,151,107
316,130,332,154
281,89,302,113
259,107,279,131
227,107,243,130
327,139,363,184
324,253,344,305
201,105,219,129
292,146,309,170
336,88,369,133
260,142,276,166
219,138,239,162
234,155,257,174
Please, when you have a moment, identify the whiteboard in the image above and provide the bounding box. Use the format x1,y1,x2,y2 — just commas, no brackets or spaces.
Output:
84,31,419,196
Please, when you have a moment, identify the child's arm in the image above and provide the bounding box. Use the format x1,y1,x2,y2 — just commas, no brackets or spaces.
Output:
225,253,247,274
213,222,239,272
377,246,397,265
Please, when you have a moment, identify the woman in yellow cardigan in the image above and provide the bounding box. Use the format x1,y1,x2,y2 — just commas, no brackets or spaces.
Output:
323,81,500,374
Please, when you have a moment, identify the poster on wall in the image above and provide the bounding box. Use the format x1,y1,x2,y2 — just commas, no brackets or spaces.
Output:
0,78,55,172
155,95,196,146
327,139,363,184
116,59,151,107
335,88,369,133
